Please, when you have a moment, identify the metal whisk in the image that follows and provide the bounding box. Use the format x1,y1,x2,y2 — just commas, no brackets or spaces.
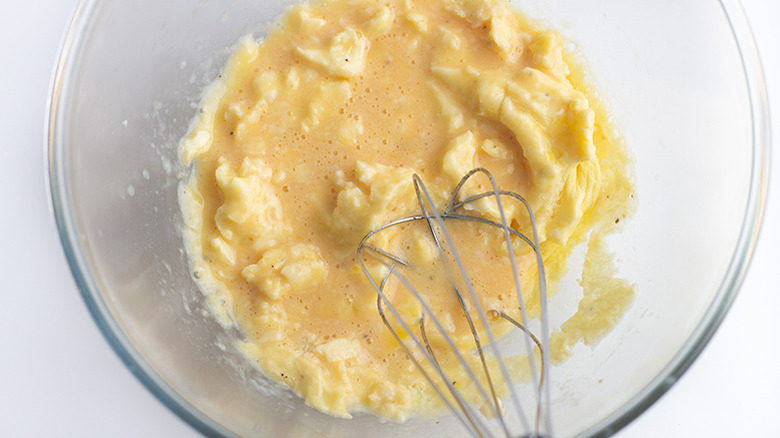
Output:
357,168,553,438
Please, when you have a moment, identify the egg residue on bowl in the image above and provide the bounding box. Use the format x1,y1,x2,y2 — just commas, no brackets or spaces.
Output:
178,0,635,421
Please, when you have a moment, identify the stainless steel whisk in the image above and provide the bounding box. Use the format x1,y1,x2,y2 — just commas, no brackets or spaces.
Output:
357,168,553,438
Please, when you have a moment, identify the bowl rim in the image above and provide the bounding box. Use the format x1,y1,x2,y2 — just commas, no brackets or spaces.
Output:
577,1,771,435
45,1,236,436
45,0,771,437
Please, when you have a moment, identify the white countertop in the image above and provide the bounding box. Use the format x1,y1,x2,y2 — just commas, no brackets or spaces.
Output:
1,1,778,436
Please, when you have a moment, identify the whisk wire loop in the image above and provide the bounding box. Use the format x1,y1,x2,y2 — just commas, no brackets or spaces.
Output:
357,168,553,438
411,172,531,433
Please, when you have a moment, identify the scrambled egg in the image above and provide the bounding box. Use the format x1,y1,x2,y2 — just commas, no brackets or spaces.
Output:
179,0,635,421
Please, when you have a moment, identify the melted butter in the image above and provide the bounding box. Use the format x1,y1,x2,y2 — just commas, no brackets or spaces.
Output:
179,0,636,421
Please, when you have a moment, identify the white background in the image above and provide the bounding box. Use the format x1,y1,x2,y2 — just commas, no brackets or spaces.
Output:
1,1,777,436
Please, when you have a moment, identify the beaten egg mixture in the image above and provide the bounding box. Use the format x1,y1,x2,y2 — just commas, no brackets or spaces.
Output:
179,0,635,421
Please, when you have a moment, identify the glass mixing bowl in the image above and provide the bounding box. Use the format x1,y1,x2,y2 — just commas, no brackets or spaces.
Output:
47,0,769,436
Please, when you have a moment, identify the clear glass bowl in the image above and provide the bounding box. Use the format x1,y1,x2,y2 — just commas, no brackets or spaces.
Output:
47,0,769,436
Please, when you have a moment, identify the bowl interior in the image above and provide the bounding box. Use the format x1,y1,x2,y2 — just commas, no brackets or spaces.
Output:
49,0,761,436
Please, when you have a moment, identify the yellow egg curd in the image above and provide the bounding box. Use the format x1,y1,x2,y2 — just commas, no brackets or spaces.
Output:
179,0,636,421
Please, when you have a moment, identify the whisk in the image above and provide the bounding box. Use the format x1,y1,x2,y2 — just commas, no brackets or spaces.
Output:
357,168,553,438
